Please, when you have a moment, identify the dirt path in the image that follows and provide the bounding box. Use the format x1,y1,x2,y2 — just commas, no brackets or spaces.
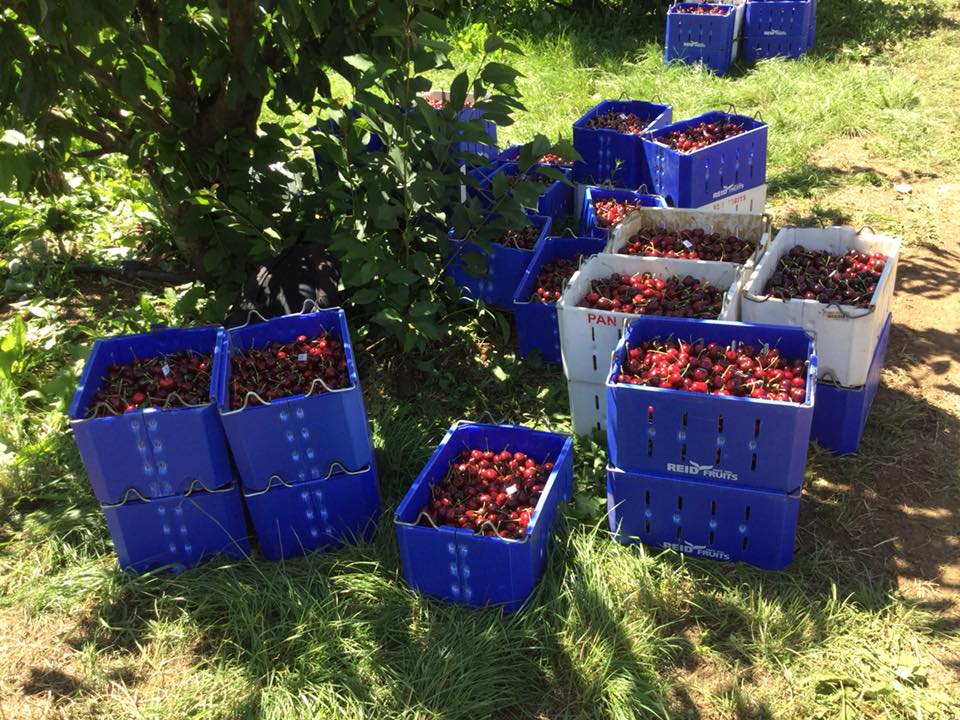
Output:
775,150,960,621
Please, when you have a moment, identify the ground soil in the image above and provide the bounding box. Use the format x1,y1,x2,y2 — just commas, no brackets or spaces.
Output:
775,139,960,624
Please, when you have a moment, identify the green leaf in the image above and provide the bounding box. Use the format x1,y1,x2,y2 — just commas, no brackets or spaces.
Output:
344,54,374,72
449,71,468,112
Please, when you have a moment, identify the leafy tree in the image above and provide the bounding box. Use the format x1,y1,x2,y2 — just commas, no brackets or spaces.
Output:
1,1,571,347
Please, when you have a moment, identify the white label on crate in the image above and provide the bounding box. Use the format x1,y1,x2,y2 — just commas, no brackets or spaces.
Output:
661,540,732,561
506,485,517,496
712,183,746,200
763,29,788,36
161,364,170,377
585,312,620,327
666,461,739,482
297,353,308,362
683,41,707,48
682,239,694,250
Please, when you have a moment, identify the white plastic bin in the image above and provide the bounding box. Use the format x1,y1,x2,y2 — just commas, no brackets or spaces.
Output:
606,206,771,267
568,379,607,437
741,226,900,387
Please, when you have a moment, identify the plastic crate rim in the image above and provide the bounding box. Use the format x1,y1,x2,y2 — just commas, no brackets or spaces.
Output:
215,307,361,414
101,479,240,508
669,2,735,13
511,237,605,306
68,325,223,422
572,100,672,131
645,111,768,148
244,462,374,497
393,420,573,545
605,317,818,407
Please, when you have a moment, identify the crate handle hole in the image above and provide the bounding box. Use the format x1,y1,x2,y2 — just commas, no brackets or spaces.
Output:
682,410,688,427
751,453,757,471
754,419,761,437
680,444,687,461
677,495,683,510
647,439,653,457
717,415,724,433
708,530,715,545
592,355,598,372
741,536,749,551
644,520,651,534
710,500,717,516
744,505,751,522
715,447,722,464
591,326,596,342
677,526,683,541
648,405,654,424
645,489,651,505
594,393,600,410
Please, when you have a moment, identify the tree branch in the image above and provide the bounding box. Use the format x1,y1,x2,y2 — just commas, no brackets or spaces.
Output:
137,0,161,47
65,43,174,134
194,0,261,147
41,109,127,153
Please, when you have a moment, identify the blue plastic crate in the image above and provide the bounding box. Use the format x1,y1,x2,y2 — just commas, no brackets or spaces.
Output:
742,33,807,61
101,483,250,573
447,212,553,309
811,313,891,455
572,100,673,188
394,422,574,613
512,236,607,364
579,187,669,239
607,465,800,570
473,163,574,220
806,0,817,47
214,309,374,493
744,0,813,40
664,3,738,75
244,464,381,561
69,326,234,505
643,111,768,208
606,316,817,493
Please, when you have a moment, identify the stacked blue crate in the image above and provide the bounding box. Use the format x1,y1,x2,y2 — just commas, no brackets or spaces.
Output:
572,100,672,188
579,187,668,239
474,162,575,221
394,422,574,612
811,313,892,455
742,0,813,62
512,235,607,364
447,212,553,309
69,326,250,573
605,316,817,569
642,111,768,208
214,309,381,561
664,3,739,75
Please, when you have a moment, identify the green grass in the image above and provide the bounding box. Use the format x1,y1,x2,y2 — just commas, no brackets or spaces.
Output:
2,1,960,718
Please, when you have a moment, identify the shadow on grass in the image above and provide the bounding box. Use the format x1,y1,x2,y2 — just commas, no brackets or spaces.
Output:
6,292,959,715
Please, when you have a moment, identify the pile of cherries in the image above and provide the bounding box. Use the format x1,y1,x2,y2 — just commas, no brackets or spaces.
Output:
497,224,542,250
537,152,572,166
86,351,213,418
673,4,730,14
229,333,349,409
614,337,809,403
578,272,725,318
593,198,645,228
417,447,554,539
529,253,586,304
585,111,650,135
762,246,887,307
658,120,745,152
618,227,755,263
